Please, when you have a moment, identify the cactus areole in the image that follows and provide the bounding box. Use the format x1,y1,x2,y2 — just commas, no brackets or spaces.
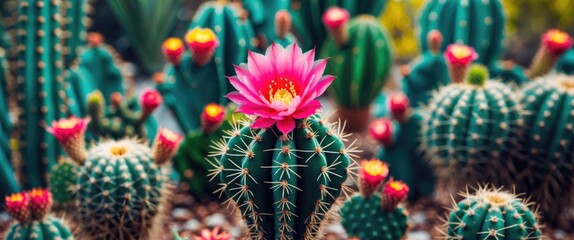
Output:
214,43,355,239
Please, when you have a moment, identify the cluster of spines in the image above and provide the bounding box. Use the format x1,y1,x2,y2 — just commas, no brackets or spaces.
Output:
210,114,359,240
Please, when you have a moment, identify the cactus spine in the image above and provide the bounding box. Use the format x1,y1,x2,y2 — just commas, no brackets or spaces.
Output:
418,0,505,67
5,189,74,240
444,186,542,240
47,117,182,240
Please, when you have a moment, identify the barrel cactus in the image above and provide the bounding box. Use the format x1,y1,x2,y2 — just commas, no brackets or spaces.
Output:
211,43,356,239
372,92,435,201
444,186,543,239
418,0,505,67
321,8,393,131
46,116,182,240
4,189,73,240
422,45,522,189
515,30,574,222
341,159,409,240
158,28,228,133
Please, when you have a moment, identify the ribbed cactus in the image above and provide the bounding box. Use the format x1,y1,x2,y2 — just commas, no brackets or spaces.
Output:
402,30,449,106
340,159,408,240
444,186,543,239
321,9,393,132
48,159,78,208
291,0,387,52
173,103,247,198
556,47,574,74
418,0,505,67
0,46,19,200
158,28,228,133
86,89,161,140
212,43,357,239
191,1,257,77
13,0,82,188
242,0,290,48
61,0,93,67
4,189,73,240
371,93,435,201
47,116,182,240
422,45,521,189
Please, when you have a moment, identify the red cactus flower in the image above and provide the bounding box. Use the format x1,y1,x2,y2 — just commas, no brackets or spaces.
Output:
388,92,409,117
153,128,183,165
444,44,478,66
88,32,104,47
202,103,225,126
140,89,163,111
369,118,394,146
322,7,350,30
28,188,52,220
359,159,389,195
163,37,185,64
194,226,231,240
46,116,90,143
227,43,334,135
542,29,573,55
382,180,409,211
185,27,219,54
5,192,30,222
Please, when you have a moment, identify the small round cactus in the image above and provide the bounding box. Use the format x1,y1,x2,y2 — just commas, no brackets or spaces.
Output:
49,159,79,208
444,186,543,240
340,160,409,240
4,189,73,240
47,117,182,240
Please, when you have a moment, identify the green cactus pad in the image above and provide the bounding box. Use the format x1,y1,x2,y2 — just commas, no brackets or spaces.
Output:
423,80,522,188
49,159,79,207
322,15,393,108
419,0,505,67
340,193,408,240
214,115,354,239
74,139,169,240
5,217,73,240
445,187,542,240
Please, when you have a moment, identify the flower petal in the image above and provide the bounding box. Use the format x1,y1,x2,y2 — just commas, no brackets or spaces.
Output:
251,117,277,129
276,117,296,135
291,100,321,119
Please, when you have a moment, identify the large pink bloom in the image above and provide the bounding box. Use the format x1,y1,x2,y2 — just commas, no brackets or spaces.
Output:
227,43,334,135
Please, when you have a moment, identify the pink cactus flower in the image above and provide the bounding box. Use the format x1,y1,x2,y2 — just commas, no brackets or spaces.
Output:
369,118,394,146
382,180,409,210
156,128,183,152
5,192,30,222
194,226,231,240
388,92,409,117
46,116,90,143
227,43,334,135
322,7,350,30
202,103,225,126
185,27,219,54
360,159,389,189
444,44,478,66
140,89,163,111
29,188,52,220
542,29,573,55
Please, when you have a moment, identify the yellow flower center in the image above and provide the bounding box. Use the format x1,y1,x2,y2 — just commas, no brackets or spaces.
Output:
451,45,471,59
110,146,127,157
388,181,406,191
164,38,183,51
362,159,388,177
269,78,297,106
29,189,45,197
161,129,180,142
549,31,568,44
185,27,217,44
56,119,79,129
8,193,24,202
204,103,224,118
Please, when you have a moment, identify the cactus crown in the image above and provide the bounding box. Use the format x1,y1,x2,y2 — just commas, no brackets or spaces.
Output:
466,64,489,87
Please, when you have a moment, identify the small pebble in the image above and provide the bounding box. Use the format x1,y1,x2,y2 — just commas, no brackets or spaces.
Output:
408,231,431,240
411,212,427,225
172,208,191,220
183,219,201,231
205,213,226,227
554,229,566,239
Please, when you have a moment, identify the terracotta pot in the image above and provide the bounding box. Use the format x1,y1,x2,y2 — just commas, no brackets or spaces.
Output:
334,107,371,132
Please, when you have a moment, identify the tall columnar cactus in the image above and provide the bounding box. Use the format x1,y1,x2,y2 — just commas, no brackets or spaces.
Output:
515,30,574,222
321,8,393,132
371,93,435,200
4,189,73,240
402,30,449,106
173,103,247,198
61,0,93,67
444,186,543,239
418,0,505,67
422,45,522,189
191,1,257,77
158,28,229,133
291,0,387,52
1,46,19,200
340,159,409,240
212,43,357,239
556,47,574,74
47,116,182,240
13,0,82,188
242,0,290,48
86,89,162,140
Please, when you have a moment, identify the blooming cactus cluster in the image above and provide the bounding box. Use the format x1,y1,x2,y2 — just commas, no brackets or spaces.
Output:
212,43,356,239
47,116,182,240
340,159,409,240
5,189,73,240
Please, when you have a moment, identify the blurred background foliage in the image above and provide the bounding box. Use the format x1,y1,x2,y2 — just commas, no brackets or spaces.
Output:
380,0,425,60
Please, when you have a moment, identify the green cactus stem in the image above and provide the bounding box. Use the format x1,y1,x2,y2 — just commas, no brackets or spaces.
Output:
418,0,505,67
212,115,356,239
61,0,93,67
444,186,543,240
556,47,574,74
13,0,82,188
0,47,19,200
242,0,290,48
